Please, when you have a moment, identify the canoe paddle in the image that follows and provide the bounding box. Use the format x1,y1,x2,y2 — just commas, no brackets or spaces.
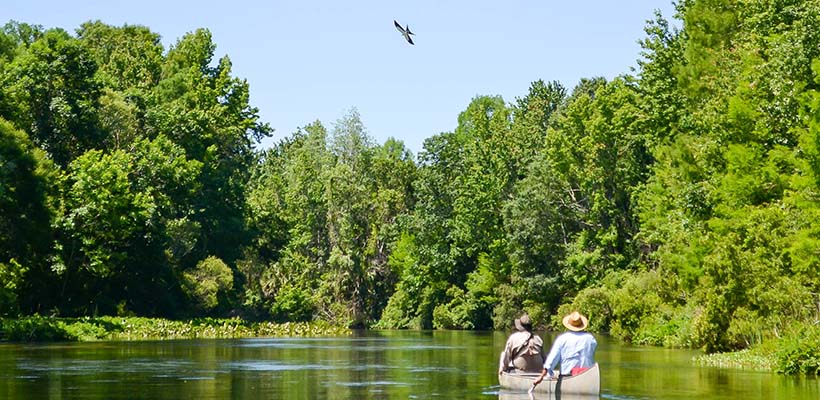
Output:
529,373,556,394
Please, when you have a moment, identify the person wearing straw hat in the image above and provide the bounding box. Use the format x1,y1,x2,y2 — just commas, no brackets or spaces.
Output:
532,311,597,386
497,313,545,374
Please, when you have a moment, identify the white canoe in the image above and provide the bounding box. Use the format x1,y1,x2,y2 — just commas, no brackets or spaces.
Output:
499,363,600,396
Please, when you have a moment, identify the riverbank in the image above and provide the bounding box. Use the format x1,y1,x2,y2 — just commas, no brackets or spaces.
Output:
694,325,820,375
0,316,350,342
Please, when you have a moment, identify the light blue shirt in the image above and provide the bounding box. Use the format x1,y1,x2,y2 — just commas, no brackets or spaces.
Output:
543,331,597,375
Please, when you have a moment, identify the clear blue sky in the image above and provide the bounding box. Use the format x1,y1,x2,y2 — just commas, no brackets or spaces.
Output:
6,0,677,154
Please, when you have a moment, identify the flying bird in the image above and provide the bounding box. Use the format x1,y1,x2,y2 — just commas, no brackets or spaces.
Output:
394,20,415,45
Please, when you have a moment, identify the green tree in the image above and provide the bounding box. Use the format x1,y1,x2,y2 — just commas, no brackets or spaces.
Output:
500,77,653,328
319,110,416,326
78,21,163,92
0,118,57,315
239,122,331,320
78,21,165,150
0,28,103,166
147,28,271,269
182,256,233,312
382,95,515,329
53,135,201,315
632,0,820,352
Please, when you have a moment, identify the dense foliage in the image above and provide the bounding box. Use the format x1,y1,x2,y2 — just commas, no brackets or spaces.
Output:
1,0,820,374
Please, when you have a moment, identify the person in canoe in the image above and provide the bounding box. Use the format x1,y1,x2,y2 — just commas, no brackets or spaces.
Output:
533,311,597,385
498,314,546,375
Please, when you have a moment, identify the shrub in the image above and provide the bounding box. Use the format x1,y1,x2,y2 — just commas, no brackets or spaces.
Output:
608,271,665,342
60,317,124,340
375,282,415,329
725,307,765,349
775,323,820,375
0,259,26,317
270,285,315,322
182,256,234,311
632,304,693,347
558,287,612,333
0,316,73,341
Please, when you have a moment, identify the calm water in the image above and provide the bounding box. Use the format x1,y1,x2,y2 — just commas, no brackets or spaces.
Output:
0,330,817,399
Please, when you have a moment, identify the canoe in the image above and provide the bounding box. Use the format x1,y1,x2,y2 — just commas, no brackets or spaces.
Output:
499,363,600,395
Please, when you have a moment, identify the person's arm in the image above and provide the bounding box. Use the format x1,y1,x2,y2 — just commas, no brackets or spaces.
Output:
587,334,598,365
542,334,562,376
533,367,549,386
498,337,514,374
591,335,598,357
532,366,558,386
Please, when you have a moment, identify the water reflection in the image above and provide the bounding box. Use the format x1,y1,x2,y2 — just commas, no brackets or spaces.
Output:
499,392,600,400
0,332,817,399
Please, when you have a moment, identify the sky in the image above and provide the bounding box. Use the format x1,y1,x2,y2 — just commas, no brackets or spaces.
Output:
6,0,679,155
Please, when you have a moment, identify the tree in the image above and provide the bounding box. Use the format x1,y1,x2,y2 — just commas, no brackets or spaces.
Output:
0,28,103,167
53,135,201,316
629,0,820,351
0,118,57,315
381,95,515,329
78,21,165,150
182,256,233,312
147,28,271,268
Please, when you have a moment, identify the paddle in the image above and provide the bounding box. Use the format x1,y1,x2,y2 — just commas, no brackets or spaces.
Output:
529,371,557,394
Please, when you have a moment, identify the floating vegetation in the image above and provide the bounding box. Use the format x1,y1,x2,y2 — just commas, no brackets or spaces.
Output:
0,316,350,342
693,349,773,371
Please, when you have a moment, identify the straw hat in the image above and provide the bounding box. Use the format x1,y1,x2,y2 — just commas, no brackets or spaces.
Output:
514,314,533,332
562,311,589,332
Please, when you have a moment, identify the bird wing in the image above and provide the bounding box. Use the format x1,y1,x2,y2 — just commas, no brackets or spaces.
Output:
406,35,414,45
394,20,405,34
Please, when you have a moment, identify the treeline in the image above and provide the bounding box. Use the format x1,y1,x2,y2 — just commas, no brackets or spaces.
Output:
1,0,819,362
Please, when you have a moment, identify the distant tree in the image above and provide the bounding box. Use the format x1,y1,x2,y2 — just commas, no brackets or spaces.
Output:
182,256,233,312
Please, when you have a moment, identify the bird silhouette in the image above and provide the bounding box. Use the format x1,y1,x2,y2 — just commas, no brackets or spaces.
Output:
394,20,415,45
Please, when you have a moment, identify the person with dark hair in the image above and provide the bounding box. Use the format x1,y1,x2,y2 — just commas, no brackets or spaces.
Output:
498,314,545,374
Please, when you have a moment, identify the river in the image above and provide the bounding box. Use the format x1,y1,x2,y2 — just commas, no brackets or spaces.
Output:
0,330,817,399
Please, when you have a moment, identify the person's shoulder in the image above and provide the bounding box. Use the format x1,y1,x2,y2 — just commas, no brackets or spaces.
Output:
508,331,526,340
564,331,594,340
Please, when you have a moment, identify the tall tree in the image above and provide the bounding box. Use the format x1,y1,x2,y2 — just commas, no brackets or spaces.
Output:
0,28,103,167
78,21,164,150
381,95,515,329
147,28,271,268
0,118,57,315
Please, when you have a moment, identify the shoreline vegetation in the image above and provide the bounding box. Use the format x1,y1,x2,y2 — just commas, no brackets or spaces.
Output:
696,324,820,375
0,316,350,342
